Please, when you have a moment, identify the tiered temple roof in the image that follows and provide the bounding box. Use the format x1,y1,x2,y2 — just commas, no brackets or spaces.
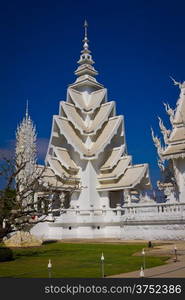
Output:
97,164,150,191
53,114,123,159
98,156,131,182
44,21,151,193
38,165,80,190
100,146,125,171
53,148,79,172
67,88,106,112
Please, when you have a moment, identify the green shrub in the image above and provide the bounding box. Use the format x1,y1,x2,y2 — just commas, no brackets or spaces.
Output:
0,247,14,262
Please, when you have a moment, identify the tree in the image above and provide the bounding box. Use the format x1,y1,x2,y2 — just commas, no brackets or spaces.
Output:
0,154,80,240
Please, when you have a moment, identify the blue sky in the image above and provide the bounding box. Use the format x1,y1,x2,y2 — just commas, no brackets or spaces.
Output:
0,0,185,186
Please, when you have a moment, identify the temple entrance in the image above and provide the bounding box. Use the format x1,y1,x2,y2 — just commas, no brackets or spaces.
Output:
109,191,123,208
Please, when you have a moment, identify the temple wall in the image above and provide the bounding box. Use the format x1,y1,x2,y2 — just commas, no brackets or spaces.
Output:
174,158,185,202
121,224,185,240
30,202,185,240
31,222,185,241
98,191,110,208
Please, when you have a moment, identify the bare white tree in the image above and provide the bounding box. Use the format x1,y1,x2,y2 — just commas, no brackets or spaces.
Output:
0,153,80,240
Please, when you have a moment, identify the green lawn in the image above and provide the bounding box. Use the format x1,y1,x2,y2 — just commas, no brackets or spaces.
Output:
0,242,169,278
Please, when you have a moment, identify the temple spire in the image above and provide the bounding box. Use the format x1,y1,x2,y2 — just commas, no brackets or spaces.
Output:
16,105,37,181
74,20,98,79
70,21,104,89
77,20,95,66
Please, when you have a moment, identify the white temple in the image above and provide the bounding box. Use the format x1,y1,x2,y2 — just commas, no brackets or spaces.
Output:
30,22,185,240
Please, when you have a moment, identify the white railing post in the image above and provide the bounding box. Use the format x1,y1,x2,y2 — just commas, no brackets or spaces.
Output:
116,204,121,216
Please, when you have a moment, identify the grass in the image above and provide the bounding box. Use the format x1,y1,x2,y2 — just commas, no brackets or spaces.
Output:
0,242,169,278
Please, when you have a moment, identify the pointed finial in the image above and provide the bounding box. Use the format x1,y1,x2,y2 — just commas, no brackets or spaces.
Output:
84,19,88,38
82,19,90,54
26,99,29,119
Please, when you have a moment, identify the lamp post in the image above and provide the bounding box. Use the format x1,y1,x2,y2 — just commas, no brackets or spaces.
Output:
140,266,144,278
142,248,146,269
174,245,177,262
101,253,105,278
48,259,52,278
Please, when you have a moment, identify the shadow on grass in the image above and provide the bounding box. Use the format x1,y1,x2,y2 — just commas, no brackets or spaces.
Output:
42,240,58,245
0,247,14,262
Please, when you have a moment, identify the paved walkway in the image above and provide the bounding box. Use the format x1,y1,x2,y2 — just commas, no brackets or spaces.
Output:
108,241,185,278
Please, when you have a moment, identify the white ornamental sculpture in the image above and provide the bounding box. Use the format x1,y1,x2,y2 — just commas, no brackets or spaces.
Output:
152,78,185,202
16,102,37,202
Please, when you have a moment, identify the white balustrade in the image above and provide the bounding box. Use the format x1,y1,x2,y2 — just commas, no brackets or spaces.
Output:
52,202,185,224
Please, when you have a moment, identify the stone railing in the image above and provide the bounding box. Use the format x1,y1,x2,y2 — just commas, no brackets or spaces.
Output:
121,202,185,213
52,202,185,216
50,202,185,225
120,202,185,223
